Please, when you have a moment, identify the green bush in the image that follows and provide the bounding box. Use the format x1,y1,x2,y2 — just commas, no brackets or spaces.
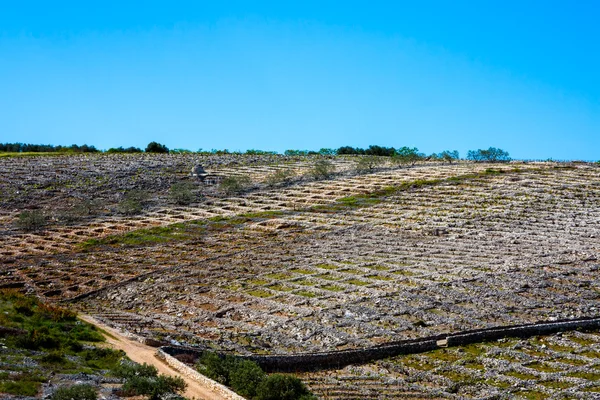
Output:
355,155,385,174
196,353,314,400
309,159,335,180
16,210,47,231
265,169,297,187
169,182,197,205
118,190,149,215
121,375,186,399
114,362,158,379
256,374,315,400
219,175,252,194
229,360,266,399
51,384,97,400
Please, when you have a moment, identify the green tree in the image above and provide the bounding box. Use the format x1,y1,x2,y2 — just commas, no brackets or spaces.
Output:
16,210,47,231
438,150,460,163
145,141,169,153
229,360,266,399
467,147,510,162
256,374,315,400
169,182,197,205
393,147,423,166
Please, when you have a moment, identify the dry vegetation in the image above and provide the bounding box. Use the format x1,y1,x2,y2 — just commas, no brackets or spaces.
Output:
1,153,600,398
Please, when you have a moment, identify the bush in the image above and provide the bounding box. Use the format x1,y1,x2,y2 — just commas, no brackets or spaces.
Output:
121,375,186,400
265,169,297,187
107,146,143,153
145,141,169,153
196,353,315,400
51,384,97,400
219,175,252,195
438,150,460,163
355,155,385,174
467,147,510,163
229,360,266,399
118,190,149,215
392,147,423,166
16,210,46,231
114,362,158,379
169,182,197,205
256,374,315,400
309,159,335,180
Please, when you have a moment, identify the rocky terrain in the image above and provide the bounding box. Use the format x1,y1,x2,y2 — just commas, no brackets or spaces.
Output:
1,154,599,398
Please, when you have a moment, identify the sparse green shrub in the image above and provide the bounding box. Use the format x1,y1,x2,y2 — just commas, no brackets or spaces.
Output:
219,175,252,194
265,169,297,187
467,147,510,162
51,384,97,400
169,182,197,205
438,150,460,163
309,159,335,180
118,190,149,215
16,210,46,231
256,374,315,400
355,155,385,174
121,374,186,399
114,362,158,379
392,147,423,166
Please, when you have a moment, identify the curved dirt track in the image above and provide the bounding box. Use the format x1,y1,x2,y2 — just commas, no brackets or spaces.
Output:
79,314,229,400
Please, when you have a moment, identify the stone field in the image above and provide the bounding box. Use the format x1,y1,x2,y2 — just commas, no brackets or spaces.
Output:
1,154,599,398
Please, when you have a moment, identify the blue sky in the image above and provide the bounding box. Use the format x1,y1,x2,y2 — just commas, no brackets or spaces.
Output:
1,1,599,160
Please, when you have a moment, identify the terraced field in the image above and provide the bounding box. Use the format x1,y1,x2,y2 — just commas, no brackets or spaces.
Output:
1,154,599,398
300,330,600,399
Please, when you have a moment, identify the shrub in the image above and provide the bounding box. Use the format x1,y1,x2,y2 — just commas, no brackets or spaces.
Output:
265,169,297,187
121,375,186,399
106,146,143,153
229,360,266,398
118,190,149,215
50,385,93,400
16,210,46,231
145,141,169,153
169,182,197,205
114,362,158,379
392,147,423,166
219,175,252,194
256,374,315,400
51,384,97,400
355,155,385,174
309,159,335,180
438,150,460,163
467,147,511,163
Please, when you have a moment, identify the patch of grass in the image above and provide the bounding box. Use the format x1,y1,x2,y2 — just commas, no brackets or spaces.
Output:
526,362,562,373
539,380,573,389
248,279,269,286
0,379,42,396
320,284,345,292
295,290,317,298
579,350,600,359
427,349,462,363
290,268,314,275
267,284,293,292
567,371,600,381
265,272,290,280
365,265,390,271
316,274,341,281
518,390,549,400
246,289,273,298
567,334,597,346
315,263,338,270
504,370,539,380
346,279,369,286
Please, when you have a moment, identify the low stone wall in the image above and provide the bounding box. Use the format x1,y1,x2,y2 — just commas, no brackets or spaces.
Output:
156,348,245,400
161,316,600,373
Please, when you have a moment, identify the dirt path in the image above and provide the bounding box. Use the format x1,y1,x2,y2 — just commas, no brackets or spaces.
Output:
79,314,229,400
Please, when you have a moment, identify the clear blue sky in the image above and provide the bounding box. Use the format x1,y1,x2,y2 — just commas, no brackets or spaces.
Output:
1,1,599,160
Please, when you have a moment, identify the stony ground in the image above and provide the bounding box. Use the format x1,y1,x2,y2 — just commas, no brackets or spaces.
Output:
1,154,599,398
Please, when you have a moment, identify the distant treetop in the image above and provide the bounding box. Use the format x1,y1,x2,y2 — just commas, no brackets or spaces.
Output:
145,141,169,153
467,147,511,163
